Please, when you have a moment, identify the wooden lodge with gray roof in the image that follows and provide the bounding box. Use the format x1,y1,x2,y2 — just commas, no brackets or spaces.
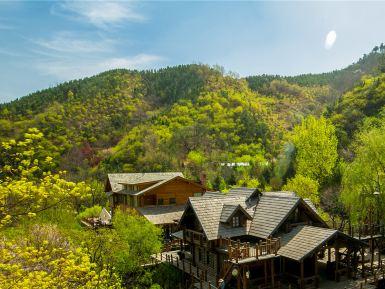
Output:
105,172,208,234
153,188,369,289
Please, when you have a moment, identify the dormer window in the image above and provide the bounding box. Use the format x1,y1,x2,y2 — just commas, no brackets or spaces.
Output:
232,216,240,227
220,204,252,227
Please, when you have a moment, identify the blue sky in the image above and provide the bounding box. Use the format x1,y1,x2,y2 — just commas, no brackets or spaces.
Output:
1,1,385,103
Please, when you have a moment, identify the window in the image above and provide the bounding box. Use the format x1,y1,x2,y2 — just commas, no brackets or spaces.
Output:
157,198,164,205
169,198,176,205
232,216,240,227
194,192,202,197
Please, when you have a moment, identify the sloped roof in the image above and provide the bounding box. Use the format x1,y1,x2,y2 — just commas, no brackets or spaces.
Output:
304,198,317,213
220,204,252,223
129,176,206,196
278,225,338,261
262,191,297,198
226,187,259,197
182,188,325,242
187,192,256,241
106,172,184,193
249,195,300,239
220,204,238,223
137,205,185,225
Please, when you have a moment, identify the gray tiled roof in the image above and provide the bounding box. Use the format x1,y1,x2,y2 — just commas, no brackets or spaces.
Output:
278,225,337,261
262,191,297,198
220,204,238,223
184,188,325,242
185,188,311,241
304,198,317,213
248,195,300,239
107,172,184,193
137,205,185,225
188,192,256,241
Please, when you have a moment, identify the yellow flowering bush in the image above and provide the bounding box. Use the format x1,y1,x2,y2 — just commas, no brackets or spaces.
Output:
0,225,122,289
0,128,91,227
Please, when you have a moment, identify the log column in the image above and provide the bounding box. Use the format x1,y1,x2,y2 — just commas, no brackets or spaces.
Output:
300,260,304,289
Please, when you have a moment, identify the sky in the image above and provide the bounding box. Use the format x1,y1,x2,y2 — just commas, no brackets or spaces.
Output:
1,1,385,103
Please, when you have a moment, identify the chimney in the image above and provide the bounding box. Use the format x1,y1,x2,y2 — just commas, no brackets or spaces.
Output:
199,173,207,186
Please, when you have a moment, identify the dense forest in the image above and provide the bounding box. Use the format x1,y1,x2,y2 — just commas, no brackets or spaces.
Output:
2,45,385,288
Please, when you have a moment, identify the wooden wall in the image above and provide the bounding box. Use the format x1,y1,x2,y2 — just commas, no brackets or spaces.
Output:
138,178,206,206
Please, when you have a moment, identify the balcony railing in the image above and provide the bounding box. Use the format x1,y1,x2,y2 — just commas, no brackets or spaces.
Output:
151,252,218,289
340,224,385,240
218,237,281,263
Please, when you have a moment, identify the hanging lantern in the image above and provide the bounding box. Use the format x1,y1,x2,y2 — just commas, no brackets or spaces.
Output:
232,268,238,277
246,271,250,279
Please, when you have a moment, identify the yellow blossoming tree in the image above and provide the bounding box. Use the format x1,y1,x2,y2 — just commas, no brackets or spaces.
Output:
0,128,90,226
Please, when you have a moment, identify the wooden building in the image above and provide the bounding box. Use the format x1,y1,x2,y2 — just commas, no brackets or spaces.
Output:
155,188,367,289
105,172,208,233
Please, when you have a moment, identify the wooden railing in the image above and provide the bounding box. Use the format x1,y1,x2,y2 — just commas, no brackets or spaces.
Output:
152,252,218,289
162,239,181,252
219,237,281,263
341,224,385,239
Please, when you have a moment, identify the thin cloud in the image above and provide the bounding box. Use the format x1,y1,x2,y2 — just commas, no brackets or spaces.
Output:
37,54,163,80
100,54,163,70
34,32,115,53
51,1,145,28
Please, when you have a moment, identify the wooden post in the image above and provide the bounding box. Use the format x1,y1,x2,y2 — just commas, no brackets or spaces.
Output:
300,260,304,289
314,254,319,287
271,258,275,288
264,259,268,285
378,241,382,270
327,247,331,263
237,266,241,289
335,245,339,282
242,266,246,289
361,247,366,278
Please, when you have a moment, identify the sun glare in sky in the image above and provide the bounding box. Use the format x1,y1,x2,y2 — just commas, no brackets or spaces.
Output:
325,30,337,50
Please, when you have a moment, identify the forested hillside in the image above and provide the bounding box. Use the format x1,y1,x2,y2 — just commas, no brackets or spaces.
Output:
1,46,385,207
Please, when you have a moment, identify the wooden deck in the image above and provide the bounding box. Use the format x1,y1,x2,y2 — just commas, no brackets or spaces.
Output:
219,237,281,263
151,251,218,289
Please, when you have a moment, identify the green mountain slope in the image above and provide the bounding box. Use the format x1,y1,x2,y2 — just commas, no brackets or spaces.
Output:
1,47,385,189
246,48,385,93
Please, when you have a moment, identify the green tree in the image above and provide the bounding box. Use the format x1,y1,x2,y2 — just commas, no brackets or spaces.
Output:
340,120,385,223
290,116,338,184
282,174,320,205
112,210,162,284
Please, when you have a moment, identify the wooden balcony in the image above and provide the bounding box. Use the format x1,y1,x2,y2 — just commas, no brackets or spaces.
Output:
151,251,218,289
218,237,281,263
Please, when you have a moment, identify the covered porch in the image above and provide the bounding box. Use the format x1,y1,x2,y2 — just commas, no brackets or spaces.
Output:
278,226,367,289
